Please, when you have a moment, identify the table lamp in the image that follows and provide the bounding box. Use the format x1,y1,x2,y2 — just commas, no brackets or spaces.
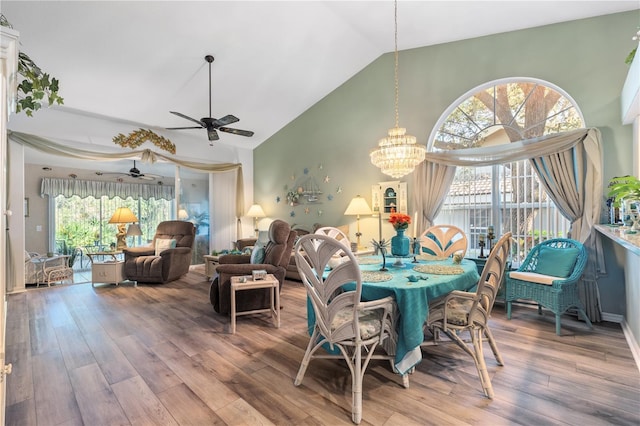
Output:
344,195,372,250
246,204,266,237
126,223,143,247
108,207,138,250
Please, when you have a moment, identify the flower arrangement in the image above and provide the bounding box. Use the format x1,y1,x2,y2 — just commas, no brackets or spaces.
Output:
389,212,411,230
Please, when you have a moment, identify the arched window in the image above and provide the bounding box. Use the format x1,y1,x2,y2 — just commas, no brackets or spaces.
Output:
429,78,584,264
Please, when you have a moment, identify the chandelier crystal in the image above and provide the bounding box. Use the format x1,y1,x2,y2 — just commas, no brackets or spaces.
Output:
370,0,426,178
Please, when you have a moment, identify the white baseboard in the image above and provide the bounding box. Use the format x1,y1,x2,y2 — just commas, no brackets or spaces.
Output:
620,319,640,373
601,312,623,323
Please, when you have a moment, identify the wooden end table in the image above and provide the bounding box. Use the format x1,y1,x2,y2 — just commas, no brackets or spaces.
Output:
229,274,280,334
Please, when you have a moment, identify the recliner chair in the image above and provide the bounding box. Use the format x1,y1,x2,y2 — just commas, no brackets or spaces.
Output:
123,220,195,284
210,219,296,315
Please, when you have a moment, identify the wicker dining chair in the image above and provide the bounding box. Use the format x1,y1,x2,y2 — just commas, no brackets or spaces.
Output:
419,224,468,258
505,238,592,335
294,233,406,424
315,226,351,249
424,232,512,399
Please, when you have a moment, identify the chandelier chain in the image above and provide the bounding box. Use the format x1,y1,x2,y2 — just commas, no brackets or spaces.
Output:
394,0,399,128
370,0,426,179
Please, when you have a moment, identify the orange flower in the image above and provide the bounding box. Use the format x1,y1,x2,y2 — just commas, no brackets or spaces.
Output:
389,213,411,230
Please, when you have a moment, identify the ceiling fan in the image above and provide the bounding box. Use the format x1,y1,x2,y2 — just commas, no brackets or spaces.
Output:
96,160,160,181
167,55,254,144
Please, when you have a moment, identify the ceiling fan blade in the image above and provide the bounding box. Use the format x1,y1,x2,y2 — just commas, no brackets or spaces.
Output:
170,111,205,127
219,127,254,137
138,175,155,181
207,128,219,141
166,126,203,130
214,114,239,126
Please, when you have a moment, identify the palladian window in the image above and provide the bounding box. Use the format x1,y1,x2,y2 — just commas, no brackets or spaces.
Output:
430,78,585,264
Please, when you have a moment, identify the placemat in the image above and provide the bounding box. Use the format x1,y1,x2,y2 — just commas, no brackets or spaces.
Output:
358,257,382,265
416,253,449,261
361,271,393,282
413,264,464,275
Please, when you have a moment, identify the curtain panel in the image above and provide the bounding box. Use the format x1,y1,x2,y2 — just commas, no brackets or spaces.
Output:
40,177,175,201
412,127,604,322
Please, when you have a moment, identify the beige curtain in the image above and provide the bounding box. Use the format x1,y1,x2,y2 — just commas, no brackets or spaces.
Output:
530,129,604,321
410,161,456,233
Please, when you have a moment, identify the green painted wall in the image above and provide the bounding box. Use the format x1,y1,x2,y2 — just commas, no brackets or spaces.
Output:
255,11,638,315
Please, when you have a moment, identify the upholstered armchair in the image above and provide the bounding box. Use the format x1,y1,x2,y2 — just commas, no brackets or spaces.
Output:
123,220,195,284
210,219,296,315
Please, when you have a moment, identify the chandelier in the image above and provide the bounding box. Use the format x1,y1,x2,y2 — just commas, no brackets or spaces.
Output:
370,0,426,179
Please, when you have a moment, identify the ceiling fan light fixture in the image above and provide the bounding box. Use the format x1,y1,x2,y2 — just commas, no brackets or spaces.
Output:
370,0,426,178
166,55,254,143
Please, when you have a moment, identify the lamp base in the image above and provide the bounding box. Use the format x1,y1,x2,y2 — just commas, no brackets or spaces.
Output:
115,224,128,251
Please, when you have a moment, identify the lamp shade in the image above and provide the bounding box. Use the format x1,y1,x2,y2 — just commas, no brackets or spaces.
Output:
108,207,138,224
246,204,266,218
178,208,189,220
344,196,372,216
126,223,142,237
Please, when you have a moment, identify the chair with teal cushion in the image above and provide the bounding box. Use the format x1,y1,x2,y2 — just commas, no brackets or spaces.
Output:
505,238,592,335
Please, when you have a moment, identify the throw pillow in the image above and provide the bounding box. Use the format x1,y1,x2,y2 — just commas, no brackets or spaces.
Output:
250,242,266,264
155,238,177,256
534,245,580,278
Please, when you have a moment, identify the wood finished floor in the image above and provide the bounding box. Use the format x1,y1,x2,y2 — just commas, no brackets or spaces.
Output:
5,271,640,425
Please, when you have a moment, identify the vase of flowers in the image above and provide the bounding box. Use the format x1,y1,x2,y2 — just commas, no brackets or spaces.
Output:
389,213,411,257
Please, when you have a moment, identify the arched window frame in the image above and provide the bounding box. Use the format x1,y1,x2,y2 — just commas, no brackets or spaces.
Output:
428,77,585,264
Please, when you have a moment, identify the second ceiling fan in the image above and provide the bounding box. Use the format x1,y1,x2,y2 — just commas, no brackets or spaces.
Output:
167,55,254,143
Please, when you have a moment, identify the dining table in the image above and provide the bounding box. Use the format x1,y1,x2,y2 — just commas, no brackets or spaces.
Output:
306,254,480,375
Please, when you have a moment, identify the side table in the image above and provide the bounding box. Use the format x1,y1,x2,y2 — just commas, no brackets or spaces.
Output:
203,254,220,278
229,274,280,334
92,260,127,287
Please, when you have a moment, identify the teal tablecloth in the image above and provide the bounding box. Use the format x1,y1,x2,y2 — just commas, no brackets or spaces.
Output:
306,256,480,374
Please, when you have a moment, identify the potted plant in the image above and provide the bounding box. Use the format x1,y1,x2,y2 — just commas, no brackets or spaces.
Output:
0,14,64,116
607,175,640,208
608,175,640,229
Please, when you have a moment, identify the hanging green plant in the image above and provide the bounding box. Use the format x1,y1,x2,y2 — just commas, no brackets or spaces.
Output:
113,128,176,154
626,28,640,65
0,14,64,116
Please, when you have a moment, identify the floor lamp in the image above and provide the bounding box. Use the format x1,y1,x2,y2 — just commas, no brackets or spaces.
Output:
344,195,372,250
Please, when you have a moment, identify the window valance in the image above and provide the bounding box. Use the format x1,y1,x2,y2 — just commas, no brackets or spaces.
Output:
40,177,175,200
423,128,598,167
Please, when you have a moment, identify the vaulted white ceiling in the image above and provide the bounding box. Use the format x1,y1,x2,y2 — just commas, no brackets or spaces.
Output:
3,1,638,178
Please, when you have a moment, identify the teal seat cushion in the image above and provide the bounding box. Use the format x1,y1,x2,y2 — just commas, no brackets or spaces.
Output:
534,246,579,278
